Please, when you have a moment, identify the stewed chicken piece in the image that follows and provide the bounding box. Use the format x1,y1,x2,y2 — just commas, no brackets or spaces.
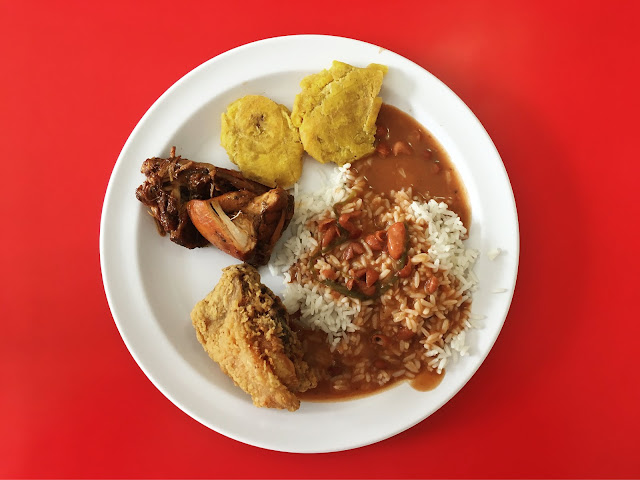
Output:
135,146,293,265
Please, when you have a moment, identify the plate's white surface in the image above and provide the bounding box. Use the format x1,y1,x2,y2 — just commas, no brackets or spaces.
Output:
100,35,519,453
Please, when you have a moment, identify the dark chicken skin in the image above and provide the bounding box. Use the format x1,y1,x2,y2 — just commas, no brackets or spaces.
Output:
135,147,293,265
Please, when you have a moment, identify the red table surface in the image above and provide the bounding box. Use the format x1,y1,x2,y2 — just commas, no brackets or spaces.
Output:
2,0,639,478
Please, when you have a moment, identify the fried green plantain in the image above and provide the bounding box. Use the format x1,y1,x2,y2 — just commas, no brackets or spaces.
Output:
221,95,303,188
291,61,388,166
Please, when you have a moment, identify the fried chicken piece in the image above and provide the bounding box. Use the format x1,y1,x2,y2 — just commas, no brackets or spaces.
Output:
191,264,317,411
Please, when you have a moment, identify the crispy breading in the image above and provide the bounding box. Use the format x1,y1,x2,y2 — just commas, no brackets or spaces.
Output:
191,264,316,411
221,95,304,188
291,61,388,166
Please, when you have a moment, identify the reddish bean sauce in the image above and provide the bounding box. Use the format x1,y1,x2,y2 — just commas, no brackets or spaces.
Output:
355,104,470,228
295,104,469,401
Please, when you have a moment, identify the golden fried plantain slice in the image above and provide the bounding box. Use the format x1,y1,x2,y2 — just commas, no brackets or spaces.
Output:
221,95,304,188
291,61,388,166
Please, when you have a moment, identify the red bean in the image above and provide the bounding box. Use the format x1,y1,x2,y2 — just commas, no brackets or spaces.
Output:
373,358,387,369
371,333,389,347
358,283,376,296
376,142,390,157
398,261,412,278
351,242,365,255
365,233,385,251
338,211,362,227
353,268,367,279
397,327,416,341
365,268,379,287
317,218,336,232
322,225,339,247
341,245,354,261
342,242,364,261
342,222,362,239
321,269,337,280
426,276,439,293
392,141,412,156
386,222,406,260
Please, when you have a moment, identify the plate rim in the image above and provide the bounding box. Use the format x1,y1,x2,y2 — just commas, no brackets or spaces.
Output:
100,34,520,453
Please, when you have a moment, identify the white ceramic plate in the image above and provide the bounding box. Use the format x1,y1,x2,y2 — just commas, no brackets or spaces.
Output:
100,35,519,453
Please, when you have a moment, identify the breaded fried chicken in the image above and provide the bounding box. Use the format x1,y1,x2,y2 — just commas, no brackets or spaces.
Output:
191,264,316,411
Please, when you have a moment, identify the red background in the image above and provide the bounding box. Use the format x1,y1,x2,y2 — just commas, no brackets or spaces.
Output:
2,0,639,478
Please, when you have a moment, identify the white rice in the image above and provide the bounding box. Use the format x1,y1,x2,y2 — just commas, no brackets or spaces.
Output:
408,199,479,299
487,247,502,260
269,163,357,345
269,164,482,370
269,163,352,278
280,280,360,347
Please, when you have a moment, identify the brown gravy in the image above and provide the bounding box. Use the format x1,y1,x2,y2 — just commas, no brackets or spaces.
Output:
297,338,444,401
353,104,470,228
296,317,445,402
295,325,415,401
296,321,445,401
410,369,444,391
